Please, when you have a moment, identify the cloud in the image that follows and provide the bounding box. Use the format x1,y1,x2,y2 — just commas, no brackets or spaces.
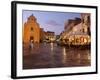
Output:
46,20,61,26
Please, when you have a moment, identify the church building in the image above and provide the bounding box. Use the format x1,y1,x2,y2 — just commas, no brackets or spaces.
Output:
23,14,40,44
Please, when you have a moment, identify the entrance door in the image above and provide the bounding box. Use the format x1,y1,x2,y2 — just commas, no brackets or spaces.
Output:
30,36,34,43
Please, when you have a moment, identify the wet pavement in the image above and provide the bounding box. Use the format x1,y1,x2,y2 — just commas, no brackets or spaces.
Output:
23,43,91,69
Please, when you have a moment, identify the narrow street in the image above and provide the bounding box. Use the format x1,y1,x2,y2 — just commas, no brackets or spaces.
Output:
23,43,91,69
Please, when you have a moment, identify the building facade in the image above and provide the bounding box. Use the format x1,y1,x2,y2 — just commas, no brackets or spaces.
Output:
23,14,40,44
81,13,91,35
40,28,45,42
60,13,91,45
45,31,55,42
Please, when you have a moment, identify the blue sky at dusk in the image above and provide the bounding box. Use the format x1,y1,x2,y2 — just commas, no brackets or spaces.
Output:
23,10,81,35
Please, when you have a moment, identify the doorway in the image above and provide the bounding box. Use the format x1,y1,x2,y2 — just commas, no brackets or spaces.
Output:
30,36,34,43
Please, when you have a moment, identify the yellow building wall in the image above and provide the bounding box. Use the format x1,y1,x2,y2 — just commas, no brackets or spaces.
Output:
23,15,40,44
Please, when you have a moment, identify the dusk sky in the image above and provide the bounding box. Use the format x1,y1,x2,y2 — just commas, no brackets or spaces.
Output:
23,10,81,35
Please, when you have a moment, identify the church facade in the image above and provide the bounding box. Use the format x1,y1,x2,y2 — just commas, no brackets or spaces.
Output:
23,14,40,44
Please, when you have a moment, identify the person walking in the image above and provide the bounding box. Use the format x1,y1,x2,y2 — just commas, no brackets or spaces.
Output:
29,40,34,51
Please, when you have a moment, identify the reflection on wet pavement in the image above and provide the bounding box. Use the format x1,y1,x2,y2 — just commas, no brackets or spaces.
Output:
23,43,91,69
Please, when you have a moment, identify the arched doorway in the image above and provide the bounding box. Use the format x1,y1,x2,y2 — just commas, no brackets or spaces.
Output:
30,36,34,43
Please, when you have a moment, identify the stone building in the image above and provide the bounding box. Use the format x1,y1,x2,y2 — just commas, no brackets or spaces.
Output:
23,14,40,44
61,18,81,39
81,13,91,35
59,13,91,45
64,18,81,32
61,13,90,38
40,28,45,42
45,31,55,41
45,31,55,38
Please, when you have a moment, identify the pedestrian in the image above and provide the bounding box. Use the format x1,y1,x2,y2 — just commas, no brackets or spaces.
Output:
29,40,34,50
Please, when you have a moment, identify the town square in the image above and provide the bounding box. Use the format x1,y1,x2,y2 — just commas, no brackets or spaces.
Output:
22,11,91,69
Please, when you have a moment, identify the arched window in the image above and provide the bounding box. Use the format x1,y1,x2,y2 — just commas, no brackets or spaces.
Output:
31,27,33,31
